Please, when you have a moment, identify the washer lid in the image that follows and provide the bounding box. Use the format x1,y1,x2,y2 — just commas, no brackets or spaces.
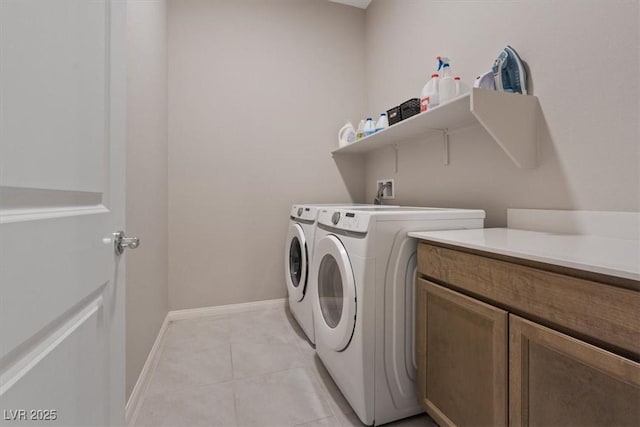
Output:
313,235,356,351
285,223,308,302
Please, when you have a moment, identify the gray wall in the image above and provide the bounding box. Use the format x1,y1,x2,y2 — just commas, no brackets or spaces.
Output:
363,0,639,226
167,0,366,310
126,0,169,399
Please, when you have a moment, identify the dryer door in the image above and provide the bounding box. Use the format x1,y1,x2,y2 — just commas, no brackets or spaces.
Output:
314,235,356,351
285,223,308,302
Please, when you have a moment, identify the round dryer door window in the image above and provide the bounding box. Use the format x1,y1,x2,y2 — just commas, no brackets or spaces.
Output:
318,255,343,328
314,235,356,351
285,223,307,302
289,238,303,287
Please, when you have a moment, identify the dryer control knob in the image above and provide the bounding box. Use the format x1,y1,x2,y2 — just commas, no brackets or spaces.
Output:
331,212,341,225
297,207,303,216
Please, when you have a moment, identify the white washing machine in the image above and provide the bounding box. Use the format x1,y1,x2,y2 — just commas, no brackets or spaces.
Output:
285,204,396,344
310,207,485,425
285,204,322,343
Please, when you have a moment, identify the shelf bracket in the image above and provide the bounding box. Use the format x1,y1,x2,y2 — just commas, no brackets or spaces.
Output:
393,144,399,173
442,129,450,166
470,88,539,168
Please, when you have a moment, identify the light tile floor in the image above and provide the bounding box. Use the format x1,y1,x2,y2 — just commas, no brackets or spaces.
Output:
131,305,437,427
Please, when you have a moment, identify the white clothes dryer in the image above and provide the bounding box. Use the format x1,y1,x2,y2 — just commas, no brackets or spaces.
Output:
310,207,485,425
285,204,396,344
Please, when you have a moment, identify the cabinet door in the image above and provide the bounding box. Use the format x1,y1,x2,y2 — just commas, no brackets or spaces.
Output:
509,315,640,427
416,278,508,427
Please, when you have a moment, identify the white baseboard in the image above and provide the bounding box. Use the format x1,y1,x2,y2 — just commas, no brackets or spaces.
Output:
167,298,287,321
125,313,170,426
124,298,287,425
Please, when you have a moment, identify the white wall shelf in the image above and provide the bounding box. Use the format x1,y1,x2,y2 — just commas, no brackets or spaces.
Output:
332,88,540,169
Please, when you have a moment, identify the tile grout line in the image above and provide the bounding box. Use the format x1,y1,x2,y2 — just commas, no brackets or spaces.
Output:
290,344,341,423
140,346,306,398
143,315,305,391
136,305,345,426
228,328,241,426
135,317,235,404
232,307,336,426
278,307,343,422
307,367,344,421
231,360,310,383
293,415,335,427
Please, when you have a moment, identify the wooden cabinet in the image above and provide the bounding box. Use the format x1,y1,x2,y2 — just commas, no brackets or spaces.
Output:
416,242,640,427
509,315,640,427
416,278,507,427
417,243,640,355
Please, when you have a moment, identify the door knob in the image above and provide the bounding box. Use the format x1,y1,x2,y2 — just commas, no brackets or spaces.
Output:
113,231,140,256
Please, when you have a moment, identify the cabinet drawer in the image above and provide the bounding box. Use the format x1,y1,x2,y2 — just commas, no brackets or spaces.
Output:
418,243,640,356
509,315,640,427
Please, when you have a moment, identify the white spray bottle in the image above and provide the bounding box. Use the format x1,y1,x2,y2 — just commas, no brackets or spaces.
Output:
438,57,456,104
420,73,439,112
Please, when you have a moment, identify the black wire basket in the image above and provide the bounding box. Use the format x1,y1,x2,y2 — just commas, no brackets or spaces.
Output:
386,106,401,126
400,98,421,120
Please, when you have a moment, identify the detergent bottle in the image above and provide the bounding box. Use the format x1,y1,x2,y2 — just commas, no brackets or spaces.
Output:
363,117,376,137
420,73,439,112
355,119,366,140
375,113,389,132
455,77,470,96
438,57,456,104
338,122,356,147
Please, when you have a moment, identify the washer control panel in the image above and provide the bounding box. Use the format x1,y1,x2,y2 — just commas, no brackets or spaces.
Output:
290,205,317,222
318,209,370,233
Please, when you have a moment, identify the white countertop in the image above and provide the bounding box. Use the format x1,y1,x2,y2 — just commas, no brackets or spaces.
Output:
408,228,640,281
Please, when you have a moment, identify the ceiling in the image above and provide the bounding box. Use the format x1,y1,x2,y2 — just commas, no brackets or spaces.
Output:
328,0,372,9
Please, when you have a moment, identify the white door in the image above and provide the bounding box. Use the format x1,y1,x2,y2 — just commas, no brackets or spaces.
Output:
313,235,356,352
0,1,127,425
